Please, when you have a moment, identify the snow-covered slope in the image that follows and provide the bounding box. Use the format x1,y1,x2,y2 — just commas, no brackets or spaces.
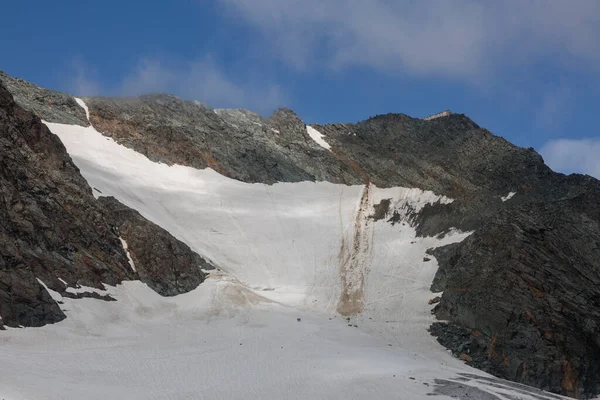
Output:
0,276,563,400
0,99,568,399
44,107,469,319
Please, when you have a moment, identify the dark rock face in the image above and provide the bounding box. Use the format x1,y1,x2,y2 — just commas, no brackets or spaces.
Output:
431,186,600,399
0,80,214,329
2,71,600,397
98,196,211,296
0,82,133,328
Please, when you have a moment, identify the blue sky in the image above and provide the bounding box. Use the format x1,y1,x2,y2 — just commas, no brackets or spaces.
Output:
1,0,599,178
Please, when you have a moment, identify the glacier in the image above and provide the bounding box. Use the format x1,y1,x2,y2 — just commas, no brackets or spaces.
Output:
0,98,568,400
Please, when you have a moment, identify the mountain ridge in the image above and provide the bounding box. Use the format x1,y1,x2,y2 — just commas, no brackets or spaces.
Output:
1,70,599,398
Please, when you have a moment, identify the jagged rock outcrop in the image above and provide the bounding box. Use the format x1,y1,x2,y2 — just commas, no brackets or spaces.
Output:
2,70,600,397
98,196,211,296
0,81,133,328
430,181,600,399
0,80,214,329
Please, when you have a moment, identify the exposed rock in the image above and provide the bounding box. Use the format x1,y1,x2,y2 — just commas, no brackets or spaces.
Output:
0,81,133,327
0,70,89,126
62,290,116,302
98,196,212,296
428,296,441,305
431,192,600,399
370,198,391,221
428,242,463,293
81,96,361,184
313,114,551,199
0,81,216,327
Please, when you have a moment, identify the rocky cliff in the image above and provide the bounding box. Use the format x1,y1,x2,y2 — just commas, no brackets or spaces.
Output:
98,196,212,296
0,79,208,328
1,70,599,398
0,81,132,328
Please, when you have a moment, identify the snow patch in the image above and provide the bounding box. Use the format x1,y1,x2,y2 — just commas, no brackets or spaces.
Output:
501,192,516,202
119,237,137,272
306,125,332,150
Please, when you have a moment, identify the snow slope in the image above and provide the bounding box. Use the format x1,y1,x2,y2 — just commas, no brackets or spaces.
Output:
43,113,467,318
0,99,567,399
0,276,563,400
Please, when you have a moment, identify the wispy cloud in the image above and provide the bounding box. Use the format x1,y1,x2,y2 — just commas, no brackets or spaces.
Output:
535,85,572,131
216,0,600,80
68,58,101,96
540,139,600,178
120,58,285,114
68,57,285,115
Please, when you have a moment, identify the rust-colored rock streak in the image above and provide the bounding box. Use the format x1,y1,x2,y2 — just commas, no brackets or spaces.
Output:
337,183,374,316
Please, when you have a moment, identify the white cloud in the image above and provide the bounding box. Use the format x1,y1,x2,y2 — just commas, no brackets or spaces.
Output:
540,139,600,178
70,58,285,115
217,0,600,79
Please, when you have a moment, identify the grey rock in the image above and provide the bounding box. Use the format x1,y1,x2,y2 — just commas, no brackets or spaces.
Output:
431,193,600,399
81,95,361,185
0,70,89,126
428,242,462,293
0,80,214,329
62,290,116,302
98,196,212,296
0,81,133,328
